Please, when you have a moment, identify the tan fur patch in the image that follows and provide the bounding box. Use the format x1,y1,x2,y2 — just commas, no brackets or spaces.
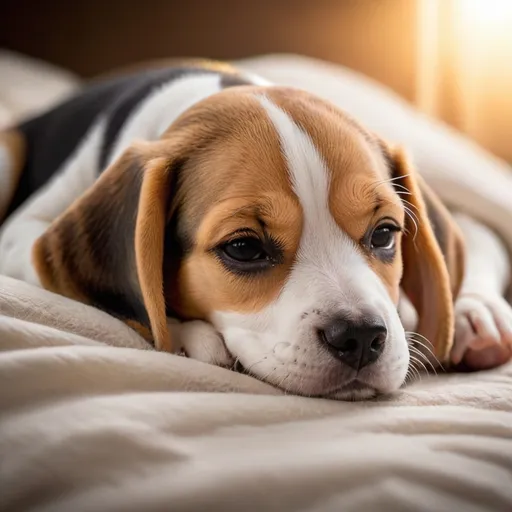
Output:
0,129,26,221
125,319,154,343
161,90,303,319
256,89,406,304
135,157,174,352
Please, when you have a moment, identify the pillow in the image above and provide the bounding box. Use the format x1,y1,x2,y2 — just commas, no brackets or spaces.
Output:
0,49,80,129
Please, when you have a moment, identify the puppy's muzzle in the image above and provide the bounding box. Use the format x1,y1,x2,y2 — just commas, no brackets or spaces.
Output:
318,316,387,370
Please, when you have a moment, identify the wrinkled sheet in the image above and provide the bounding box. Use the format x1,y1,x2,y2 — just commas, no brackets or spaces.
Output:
1,276,512,512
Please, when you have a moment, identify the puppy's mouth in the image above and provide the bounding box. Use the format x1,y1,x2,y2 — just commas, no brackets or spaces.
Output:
325,380,378,401
234,360,377,400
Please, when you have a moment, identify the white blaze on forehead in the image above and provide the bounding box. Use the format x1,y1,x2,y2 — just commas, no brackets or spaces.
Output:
256,95,329,219
256,94,368,290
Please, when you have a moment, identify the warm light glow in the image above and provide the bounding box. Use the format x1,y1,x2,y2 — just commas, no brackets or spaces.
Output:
457,0,512,28
454,0,512,56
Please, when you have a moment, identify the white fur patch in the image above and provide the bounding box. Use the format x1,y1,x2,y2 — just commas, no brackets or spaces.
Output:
108,74,224,165
0,120,105,285
211,96,409,398
237,70,273,86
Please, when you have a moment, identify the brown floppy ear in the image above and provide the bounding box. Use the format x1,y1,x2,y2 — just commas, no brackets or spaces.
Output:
417,174,466,299
32,142,177,352
390,147,465,363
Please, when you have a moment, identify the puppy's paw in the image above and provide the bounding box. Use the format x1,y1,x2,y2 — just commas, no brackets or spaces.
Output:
398,292,418,332
452,293,512,370
170,319,234,368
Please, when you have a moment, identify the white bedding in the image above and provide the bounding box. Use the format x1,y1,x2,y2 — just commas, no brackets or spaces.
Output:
1,52,512,511
1,275,512,511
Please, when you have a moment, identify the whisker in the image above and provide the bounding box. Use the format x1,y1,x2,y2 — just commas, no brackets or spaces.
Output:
406,332,446,373
410,354,422,373
240,355,269,376
407,333,438,359
373,175,411,193
393,184,412,195
275,371,292,394
408,331,435,350
258,366,280,385
409,346,436,375
403,204,420,225
412,352,438,375
377,174,411,185
406,360,423,384
412,362,423,382
411,346,439,375
406,360,417,379
400,198,419,212
403,206,419,239
407,362,422,383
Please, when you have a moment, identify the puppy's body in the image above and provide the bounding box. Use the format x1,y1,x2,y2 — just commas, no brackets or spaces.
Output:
4,64,257,216
1,61,510,400
0,63,262,289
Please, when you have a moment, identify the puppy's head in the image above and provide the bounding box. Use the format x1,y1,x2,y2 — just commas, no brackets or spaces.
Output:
33,86,463,399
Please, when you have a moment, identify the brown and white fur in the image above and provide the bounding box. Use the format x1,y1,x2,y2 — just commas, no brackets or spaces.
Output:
0,61,510,400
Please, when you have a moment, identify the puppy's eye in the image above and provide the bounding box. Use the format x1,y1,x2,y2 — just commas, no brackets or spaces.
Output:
370,225,398,250
215,230,283,275
222,237,266,262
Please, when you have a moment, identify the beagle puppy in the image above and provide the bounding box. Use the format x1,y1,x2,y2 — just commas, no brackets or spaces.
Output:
0,60,511,400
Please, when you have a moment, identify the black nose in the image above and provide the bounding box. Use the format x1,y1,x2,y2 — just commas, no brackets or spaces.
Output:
319,317,387,370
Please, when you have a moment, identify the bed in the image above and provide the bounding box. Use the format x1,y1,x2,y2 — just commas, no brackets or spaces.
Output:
1,51,511,512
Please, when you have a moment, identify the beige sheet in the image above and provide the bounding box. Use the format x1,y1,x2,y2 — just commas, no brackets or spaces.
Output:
0,50,79,129
1,275,512,512
1,52,512,511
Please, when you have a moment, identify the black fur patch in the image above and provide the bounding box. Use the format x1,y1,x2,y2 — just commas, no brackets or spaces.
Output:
99,69,257,170
219,73,255,89
99,68,219,170
10,76,135,216
8,65,257,216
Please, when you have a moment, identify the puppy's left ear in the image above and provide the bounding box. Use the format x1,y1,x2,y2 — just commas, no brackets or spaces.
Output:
416,172,466,298
389,147,465,363
32,141,180,352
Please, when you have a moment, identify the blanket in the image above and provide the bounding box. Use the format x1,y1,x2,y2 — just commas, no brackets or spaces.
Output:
1,52,512,512
1,275,512,511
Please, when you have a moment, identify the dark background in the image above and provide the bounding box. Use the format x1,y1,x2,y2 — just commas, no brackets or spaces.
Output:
0,0,418,101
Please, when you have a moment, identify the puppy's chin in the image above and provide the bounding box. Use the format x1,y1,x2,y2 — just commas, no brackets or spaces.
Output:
327,381,378,401
233,355,407,400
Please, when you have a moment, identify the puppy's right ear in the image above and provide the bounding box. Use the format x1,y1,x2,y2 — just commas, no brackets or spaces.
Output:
390,148,458,363
32,141,180,351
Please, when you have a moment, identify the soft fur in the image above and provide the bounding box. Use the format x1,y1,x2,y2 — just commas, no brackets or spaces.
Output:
0,60,511,400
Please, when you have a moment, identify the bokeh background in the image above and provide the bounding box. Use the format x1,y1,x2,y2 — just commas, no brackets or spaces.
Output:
1,0,511,161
